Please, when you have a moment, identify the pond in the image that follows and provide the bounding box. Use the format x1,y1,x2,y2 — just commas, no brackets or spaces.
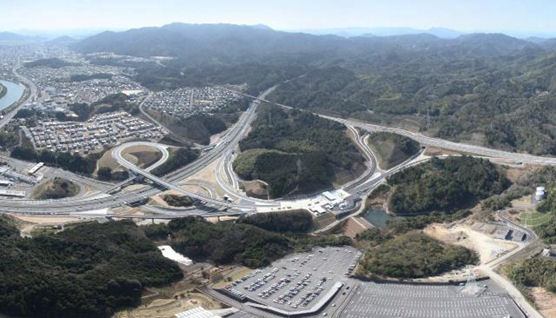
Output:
362,207,391,227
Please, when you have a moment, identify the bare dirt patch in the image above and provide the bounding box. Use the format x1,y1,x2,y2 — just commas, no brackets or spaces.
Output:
12,215,80,224
424,222,518,265
424,146,464,157
115,291,223,318
530,287,556,318
313,212,336,229
10,214,86,237
206,216,239,223
182,158,224,197
241,179,268,199
343,217,371,238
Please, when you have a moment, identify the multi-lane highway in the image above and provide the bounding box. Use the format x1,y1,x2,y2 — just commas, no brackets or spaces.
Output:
0,86,278,214
341,126,380,192
3,76,556,218
112,141,261,209
231,91,556,166
1,72,549,318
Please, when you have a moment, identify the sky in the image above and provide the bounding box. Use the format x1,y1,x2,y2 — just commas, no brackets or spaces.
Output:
1,0,556,36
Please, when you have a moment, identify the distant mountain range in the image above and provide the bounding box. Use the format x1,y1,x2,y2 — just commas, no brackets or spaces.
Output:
2,23,555,48
295,26,463,38
0,32,43,42
72,23,554,62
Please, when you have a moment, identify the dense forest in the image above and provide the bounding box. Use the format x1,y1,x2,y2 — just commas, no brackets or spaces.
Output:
507,258,556,294
143,216,351,268
96,166,129,181
0,219,183,318
11,146,101,175
151,147,199,176
265,39,556,156
69,73,113,82
163,194,193,207
237,210,314,233
387,156,509,215
149,112,227,145
70,93,139,121
0,125,20,150
0,215,18,238
535,184,556,244
74,23,556,155
367,132,421,169
358,231,478,279
355,209,476,279
233,105,364,197
166,217,292,268
24,57,77,68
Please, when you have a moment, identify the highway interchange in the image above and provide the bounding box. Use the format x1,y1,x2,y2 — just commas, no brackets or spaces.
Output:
1,66,553,318
2,70,556,218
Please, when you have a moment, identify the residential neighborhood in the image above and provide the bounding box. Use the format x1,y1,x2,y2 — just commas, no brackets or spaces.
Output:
25,111,166,154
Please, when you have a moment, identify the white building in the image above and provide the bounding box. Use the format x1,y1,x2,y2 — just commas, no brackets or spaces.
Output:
535,186,546,202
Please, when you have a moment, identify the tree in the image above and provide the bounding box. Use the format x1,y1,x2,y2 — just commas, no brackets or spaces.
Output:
55,112,67,121
97,167,112,181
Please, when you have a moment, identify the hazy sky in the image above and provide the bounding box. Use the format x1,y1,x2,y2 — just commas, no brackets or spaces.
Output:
1,0,555,34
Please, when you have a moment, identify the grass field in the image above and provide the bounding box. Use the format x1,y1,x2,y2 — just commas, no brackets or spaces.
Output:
367,132,420,170
96,148,121,172
520,211,553,227
125,150,162,168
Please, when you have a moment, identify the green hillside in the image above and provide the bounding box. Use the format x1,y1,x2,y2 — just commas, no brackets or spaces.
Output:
233,105,364,197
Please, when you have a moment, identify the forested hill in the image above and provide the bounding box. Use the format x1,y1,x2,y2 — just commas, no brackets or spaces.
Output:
75,23,556,155
233,105,365,198
0,219,183,317
74,24,548,61
74,23,346,62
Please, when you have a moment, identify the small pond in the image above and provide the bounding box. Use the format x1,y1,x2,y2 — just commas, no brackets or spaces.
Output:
362,207,391,227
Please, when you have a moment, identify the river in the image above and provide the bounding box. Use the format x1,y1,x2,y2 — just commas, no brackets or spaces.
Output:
0,80,25,112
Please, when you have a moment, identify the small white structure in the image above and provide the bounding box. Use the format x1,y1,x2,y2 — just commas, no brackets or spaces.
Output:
158,245,193,266
535,186,546,202
28,162,44,175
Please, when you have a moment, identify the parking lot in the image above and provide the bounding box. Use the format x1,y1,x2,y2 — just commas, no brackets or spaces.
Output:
338,280,525,318
212,247,527,318
222,246,361,315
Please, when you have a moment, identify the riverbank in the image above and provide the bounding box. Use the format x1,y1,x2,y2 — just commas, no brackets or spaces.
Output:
0,80,27,114
0,83,6,99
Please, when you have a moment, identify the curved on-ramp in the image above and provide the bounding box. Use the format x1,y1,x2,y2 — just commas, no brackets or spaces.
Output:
112,141,258,210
